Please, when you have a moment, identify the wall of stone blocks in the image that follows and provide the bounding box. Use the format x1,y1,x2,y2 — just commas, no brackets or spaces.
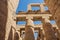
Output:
0,0,19,40
44,0,60,29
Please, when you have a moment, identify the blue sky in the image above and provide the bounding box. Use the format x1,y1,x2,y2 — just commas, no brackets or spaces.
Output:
16,0,44,13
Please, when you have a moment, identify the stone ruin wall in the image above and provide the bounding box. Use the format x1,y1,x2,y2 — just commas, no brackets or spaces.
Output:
0,0,19,40
44,0,60,29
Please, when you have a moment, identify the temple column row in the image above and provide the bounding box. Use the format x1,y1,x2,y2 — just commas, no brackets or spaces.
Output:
24,16,60,40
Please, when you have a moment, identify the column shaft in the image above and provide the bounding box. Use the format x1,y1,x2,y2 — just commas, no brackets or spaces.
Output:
37,28,44,40
25,19,35,40
57,29,60,40
42,18,57,40
40,4,45,12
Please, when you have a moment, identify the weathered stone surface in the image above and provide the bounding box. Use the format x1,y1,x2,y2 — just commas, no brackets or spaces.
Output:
53,27,60,40
37,28,44,40
27,3,45,12
25,26,34,40
8,27,13,40
0,0,60,40
5,0,19,40
43,22,57,40
42,18,57,40
0,0,19,40
0,0,8,40
14,32,19,40
25,19,35,40
44,0,60,29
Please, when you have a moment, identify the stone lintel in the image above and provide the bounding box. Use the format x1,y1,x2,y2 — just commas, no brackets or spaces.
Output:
16,24,57,30
16,14,52,21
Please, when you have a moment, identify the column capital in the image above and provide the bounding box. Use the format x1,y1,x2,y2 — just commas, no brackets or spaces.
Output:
42,16,50,23
26,19,34,27
26,16,34,27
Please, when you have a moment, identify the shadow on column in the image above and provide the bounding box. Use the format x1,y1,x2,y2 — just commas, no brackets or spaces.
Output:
43,22,57,40
37,28,44,40
25,26,35,40
14,32,19,40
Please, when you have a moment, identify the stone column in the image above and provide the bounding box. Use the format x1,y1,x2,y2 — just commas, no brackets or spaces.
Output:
14,32,20,40
27,4,32,11
53,27,60,40
12,27,16,40
5,0,19,40
12,28,14,40
42,17,57,40
56,29,60,40
40,4,45,12
16,31,21,40
25,17,35,40
37,28,44,40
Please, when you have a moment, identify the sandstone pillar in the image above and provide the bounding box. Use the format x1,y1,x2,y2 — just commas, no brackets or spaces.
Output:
56,29,60,40
28,4,32,11
8,27,13,40
12,27,16,40
25,17,35,40
16,31,21,40
14,32,19,40
5,0,19,40
54,10,60,30
42,17,57,40
12,28,15,40
53,27,60,40
40,4,45,12
37,28,44,40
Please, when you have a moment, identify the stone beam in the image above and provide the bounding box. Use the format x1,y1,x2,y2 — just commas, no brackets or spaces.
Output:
37,28,44,40
17,14,52,17
16,24,58,30
27,3,45,12
16,14,52,21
